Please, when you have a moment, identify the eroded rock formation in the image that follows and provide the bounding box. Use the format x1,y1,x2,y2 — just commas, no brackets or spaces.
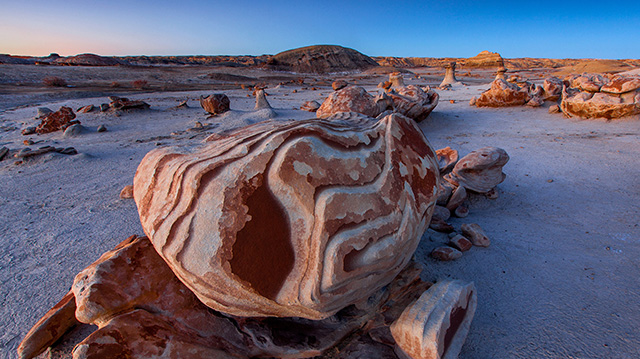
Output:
444,147,509,193
475,79,530,107
133,113,440,319
439,62,461,87
316,86,384,118
561,74,640,119
200,94,231,115
265,45,379,73
35,106,79,134
387,85,439,122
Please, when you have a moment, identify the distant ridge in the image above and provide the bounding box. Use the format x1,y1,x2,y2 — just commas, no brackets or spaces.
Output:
265,45,379,73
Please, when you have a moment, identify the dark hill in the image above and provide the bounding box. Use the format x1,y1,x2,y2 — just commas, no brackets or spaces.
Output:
266,45,379,73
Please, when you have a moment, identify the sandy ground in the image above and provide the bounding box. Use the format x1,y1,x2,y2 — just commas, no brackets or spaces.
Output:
1,65,639,359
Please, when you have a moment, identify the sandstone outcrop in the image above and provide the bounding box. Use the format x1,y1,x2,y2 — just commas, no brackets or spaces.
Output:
300,100,321,112
266,45,379,73
133,113,440,319
475,79,530,107
561,74,640,119
444,147,509,193
543,76,563,101
35,106,79,134
387,85,439,122
316,86,383,118
463,50,504,68
200,94,230,115
391,280,477,359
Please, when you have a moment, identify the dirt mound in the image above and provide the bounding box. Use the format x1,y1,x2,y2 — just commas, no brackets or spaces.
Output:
266,45,379,73
53,54,123,66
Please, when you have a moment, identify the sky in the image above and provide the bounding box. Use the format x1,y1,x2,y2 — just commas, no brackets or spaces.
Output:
1,0,639,59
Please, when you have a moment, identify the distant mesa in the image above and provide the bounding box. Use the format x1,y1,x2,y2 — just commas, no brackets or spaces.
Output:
461,50,504,68
265,45,379,73
53,53,123,66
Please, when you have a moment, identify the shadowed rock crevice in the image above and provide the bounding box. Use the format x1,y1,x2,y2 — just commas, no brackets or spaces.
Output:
230,181,294,300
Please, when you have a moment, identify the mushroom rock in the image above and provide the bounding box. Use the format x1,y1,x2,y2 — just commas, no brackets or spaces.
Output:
254,89,272,110
316,86,382,118
390,280,477,359
495,66,507,80
35,106,79,134
475,79,529,107
389,72,405,88
133,113,440,320
439,62,461,88
444,147,509,193
543,76,563,101
435,147,458,174
200,94,230,115
387,85,439,122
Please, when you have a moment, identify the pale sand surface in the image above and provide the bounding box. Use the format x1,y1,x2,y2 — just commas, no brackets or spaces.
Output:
1,68,639,358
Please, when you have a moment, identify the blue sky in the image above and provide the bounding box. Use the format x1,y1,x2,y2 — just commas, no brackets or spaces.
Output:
1,0,638,59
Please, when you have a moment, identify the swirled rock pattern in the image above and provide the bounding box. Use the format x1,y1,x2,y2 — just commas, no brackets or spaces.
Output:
444,147,509,193
133,113,440,319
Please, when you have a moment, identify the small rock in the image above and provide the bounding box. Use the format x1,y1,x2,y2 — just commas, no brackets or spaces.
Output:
200,94,230,115
446,185,467,211
429,218,455,233
77,105,95,113
461,223,490,247
0,146,8,161
449,100,455,104
432,205,451,222
300,100,321,112
100,104,110,112
97,125,107,132
176,100,189,108
57,147,78,155
548,104,561,114
119,185,134,199
547,179,554,183
486,188,499,199
37,107,53,118
447,232,459,239
431,246,462,261
22,127,36,136
23,139,34,146
469,97,477,106
449,234,473,252
454,204,469,218
63,124,84,138
332,80,348,91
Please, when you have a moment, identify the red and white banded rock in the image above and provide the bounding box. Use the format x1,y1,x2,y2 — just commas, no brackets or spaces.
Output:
387,85,439,122
316,86,382,118
134,113,440,319
444,147,509,193
475,79,529,107
561,86,640,119
390,280,477,359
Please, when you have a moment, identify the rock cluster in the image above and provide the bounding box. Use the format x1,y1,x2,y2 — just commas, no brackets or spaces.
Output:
108,96,151,111
134,113,440,319
34,106,79,134
560,73,640,119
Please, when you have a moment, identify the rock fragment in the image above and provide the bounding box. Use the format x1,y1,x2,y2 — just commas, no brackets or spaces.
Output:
387,85,439,122
120,185,134,199
63,124,84,138
316,86,381,118
461,223,490,247
390,280,477,359
97,125,107,132
77,105,95,113
300,100,321,112
332,80,348,91
449,234,472,252
35,107,79,134
444,147,509,193
431,247,462,261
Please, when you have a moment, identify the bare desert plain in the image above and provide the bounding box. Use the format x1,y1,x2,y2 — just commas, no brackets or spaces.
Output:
1,48,639,359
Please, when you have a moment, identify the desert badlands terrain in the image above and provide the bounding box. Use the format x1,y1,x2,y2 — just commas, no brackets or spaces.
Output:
1,46,639,358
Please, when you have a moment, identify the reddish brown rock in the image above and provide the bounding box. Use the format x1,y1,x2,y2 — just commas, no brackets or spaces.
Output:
561,85,640,119
445,185,467,211
431,247,462,261
454,204,469,218
389,72,405,88
444,147,509,193
199,94,230,115
35,107,79,134
119,185,133,199
543,76,563,101
332,80,348,91
429,218,455,233
548,104,561,114
134,113,440,319
432,205,451,222
77,105,95,113
436,147,458,174
449,234,472,252
390,280,477,359
108,96,150,111
461,223,490,247
316,86,381,118
300,100,321,112
601,76,640,94
387,85,439,122
17,291,79,359
475,79,529,107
